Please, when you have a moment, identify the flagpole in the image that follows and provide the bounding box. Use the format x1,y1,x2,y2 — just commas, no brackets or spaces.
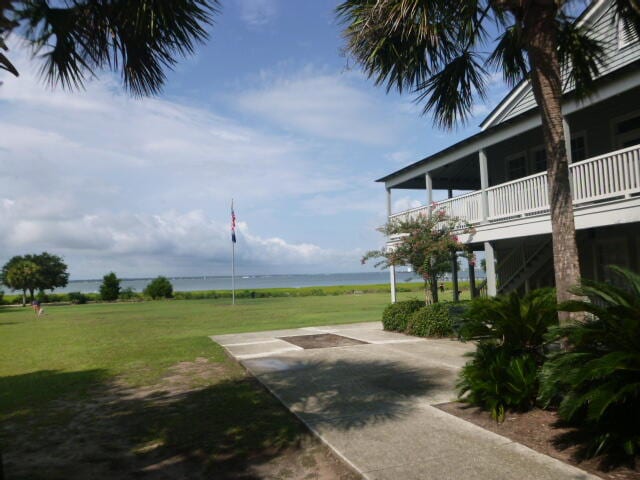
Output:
231,199,236,306
232,239,235,305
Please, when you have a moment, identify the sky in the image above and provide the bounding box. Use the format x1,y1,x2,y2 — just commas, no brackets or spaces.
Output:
0,0,511,280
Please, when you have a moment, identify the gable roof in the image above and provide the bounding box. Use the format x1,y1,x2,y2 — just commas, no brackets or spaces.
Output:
480,0,640,130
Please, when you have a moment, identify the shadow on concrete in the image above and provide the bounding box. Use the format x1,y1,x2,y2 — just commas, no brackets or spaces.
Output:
251,357,454,430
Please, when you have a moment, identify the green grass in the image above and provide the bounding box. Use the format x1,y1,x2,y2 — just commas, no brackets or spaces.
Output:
1,293,426,420
0,291,463,477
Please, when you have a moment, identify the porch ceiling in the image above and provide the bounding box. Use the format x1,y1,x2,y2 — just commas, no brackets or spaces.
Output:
392,154,480,190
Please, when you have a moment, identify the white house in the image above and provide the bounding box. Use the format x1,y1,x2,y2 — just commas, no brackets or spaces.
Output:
379,0,640,301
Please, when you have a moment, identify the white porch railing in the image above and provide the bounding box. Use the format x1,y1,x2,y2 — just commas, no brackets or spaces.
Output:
388,144,640,226
437,191,484,224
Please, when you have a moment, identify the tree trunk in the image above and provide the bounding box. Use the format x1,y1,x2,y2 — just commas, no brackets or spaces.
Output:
430,277,439,304
28,288,35,301
469,258,477,299
21,290,26,307
524,2,582,325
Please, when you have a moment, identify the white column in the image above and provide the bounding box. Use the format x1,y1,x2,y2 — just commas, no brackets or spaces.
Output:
390,264,397,303
386,188,397,303
479,149,489,222
563,117,572,164
425,172,433,216
484,241,497,296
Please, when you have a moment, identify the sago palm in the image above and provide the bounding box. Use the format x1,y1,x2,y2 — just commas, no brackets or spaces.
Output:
539,266,640,458
0,0,218,95
337,0,640,323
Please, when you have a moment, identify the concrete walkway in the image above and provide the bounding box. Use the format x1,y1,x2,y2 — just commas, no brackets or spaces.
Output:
211,322,599,480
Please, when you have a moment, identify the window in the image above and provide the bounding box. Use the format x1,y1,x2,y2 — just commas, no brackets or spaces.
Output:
618,17,639,49
507,154,527,180
570,135,587,162
532,148,547,172
613,112,640,148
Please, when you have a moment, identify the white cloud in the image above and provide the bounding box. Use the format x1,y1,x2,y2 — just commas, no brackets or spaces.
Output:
392,197,423,214
235,68,404,145
0,43,382,277
237,0,278,27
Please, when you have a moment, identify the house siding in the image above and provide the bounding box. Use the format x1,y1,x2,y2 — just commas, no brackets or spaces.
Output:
490,2,640,126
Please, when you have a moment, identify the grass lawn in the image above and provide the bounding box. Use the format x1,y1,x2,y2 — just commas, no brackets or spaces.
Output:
0,292,427,479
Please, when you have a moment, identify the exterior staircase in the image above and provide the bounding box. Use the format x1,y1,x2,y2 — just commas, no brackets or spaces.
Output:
497,241,553,295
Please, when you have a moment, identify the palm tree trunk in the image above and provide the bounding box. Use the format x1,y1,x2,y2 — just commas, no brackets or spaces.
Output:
524,3,581,325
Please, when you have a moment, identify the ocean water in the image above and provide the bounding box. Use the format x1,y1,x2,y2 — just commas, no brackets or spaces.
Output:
22,270,484,294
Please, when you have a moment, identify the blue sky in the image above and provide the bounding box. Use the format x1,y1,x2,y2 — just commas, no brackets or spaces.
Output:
0,0,510,279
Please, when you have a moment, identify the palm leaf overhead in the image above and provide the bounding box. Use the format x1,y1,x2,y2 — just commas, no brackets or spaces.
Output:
1,0,218,95
338,0,612,129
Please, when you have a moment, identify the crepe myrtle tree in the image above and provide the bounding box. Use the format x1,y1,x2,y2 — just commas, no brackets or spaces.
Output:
338,0,640,323
362,208,473,304
0,0,218,96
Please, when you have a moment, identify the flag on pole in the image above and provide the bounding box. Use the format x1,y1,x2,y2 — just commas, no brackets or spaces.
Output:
231,201,237,243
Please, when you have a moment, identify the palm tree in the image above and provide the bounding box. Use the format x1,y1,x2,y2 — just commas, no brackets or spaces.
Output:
0,0,219,96
337,0,640,324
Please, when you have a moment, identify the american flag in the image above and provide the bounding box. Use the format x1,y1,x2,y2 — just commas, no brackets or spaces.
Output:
231,201,236,243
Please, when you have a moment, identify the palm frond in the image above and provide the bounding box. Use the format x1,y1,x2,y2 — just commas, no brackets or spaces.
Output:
557,19,605,99
487,25,528,87
15,0,218,96
416,51,486,129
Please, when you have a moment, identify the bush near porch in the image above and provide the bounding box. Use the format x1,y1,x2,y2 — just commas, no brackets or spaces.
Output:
450,269,640,462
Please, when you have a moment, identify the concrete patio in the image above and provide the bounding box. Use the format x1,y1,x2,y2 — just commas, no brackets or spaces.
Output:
211,322,599,480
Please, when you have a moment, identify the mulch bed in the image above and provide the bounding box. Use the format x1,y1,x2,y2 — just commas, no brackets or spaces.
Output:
437,402,640,480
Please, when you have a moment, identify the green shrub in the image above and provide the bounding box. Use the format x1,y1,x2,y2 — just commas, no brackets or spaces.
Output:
539,266,640,458
458,343,539,421
100,272,121,301
119,287,137,300
144,276,173,299
68,291,87,304
407,303,454,337
459,289,557,360
381,299,424,332
457,289,557,422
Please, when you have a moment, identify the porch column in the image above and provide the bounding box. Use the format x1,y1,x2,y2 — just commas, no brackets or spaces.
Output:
425,172,433,216
451,251,459,302
479,149,489,222
563,117,572,164
468,255,477,298
447,188,459,301
386,188,397,303
484,241,497,296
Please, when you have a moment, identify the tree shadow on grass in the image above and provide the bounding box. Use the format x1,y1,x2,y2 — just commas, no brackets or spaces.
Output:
2,366,360,479
0,368,109,421
2,355,450,479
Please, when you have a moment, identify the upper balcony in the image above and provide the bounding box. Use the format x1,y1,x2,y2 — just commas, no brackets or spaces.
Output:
387,144,640,244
